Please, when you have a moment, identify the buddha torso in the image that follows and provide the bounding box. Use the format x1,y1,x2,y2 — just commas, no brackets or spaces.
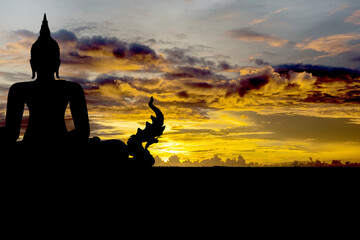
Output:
13,80,81,142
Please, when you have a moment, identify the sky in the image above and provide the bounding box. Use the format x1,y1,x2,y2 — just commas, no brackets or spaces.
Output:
0,0,360,166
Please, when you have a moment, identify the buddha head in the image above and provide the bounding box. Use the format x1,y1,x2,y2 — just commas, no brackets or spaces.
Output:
30,14,61,79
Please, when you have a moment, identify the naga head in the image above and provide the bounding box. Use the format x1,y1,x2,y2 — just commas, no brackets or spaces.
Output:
141,96,165,149
126,97,165,166
127,97,165,153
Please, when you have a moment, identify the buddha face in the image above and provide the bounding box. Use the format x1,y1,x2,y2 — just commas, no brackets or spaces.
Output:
30,55,61,79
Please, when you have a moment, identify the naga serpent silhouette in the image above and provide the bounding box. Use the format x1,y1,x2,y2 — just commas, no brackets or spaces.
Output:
87,96,165,167
126,96,166,166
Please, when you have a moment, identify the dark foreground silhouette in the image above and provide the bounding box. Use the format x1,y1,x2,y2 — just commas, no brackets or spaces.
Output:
0,14,165,167
1,96,164,167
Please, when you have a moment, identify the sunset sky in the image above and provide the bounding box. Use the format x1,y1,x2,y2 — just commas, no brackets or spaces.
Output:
1,0,360,166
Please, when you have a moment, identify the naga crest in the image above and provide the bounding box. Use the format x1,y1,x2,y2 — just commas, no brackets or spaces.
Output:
127,97,165,163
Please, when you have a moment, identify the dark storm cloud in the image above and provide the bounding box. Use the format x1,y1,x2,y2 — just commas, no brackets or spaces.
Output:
185,82,213,89
275,64,360,83
250,58,271,66
128,43,157,59
345,90,360,103
68,51,92,60
217,61,233,70
77,35,127,52
164,66,224,80
163,47,215,67
75,36,157,59
48,30,160,66
71,73,163,97
304,91,344,104
232,76,269,97
76,36,158,61
304,88,360,104
66,75,126,94
93,74,135,86
352,56,360,62
52,29,78,43
274,64,360,104
112,47,126,58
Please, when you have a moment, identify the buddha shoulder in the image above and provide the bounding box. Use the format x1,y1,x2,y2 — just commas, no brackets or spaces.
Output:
9,81,32,93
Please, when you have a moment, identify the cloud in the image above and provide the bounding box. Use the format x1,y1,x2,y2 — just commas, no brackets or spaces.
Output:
226,28,289,47
2,17,360,165
230,75,269,97
69,73,215,121
75,36,157,61
217,61,234,70
205,64,360,110
328,4,350,15
163,66,222,80
177,91,189,98
352,56,360,62
13,30,37,39
162,47,215,67
288,71,317,90
52,29,78,43
273,64,360,105
1,28,233,81
185,82,213,89
0,71,29,84
149,64,321,107
76,36,160,65
249,57,271,66
1,29,165,74
224,66,282,97
4,27,359,116
77,35,125,52
0,30,36,57
76,74,160,104
2,29,360,122
70,35,161,68
275,64,360,83
345,9,360,25
250,7,289,25
128,43,157,59
154,154,247,167
296,33,360,59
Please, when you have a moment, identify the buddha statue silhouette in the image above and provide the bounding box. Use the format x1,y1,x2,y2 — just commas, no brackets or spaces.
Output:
0,14,165,167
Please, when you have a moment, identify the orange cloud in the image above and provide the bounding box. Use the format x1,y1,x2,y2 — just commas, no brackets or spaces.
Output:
345,9,360,25
328,4,350,15
226,28,289,47
250,7,289,25
296,33,360,59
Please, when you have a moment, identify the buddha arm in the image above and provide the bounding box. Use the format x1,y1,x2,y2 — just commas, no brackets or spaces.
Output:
69,83,90,140
5,84,25,142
